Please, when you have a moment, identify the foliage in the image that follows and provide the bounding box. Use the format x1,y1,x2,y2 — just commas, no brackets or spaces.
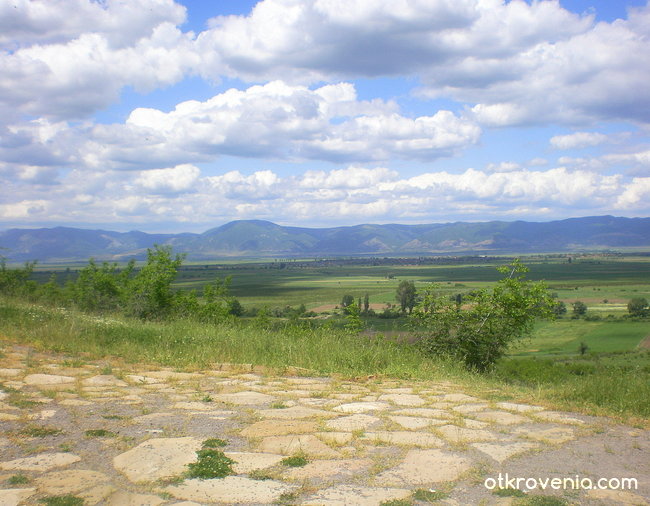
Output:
340,294,354,307
280,454,308,467
186,448,235,479
627,297,649,317
343,301,364,333
0,258,36,296
411,260,555,372
395,280,417,314
571,301,587,317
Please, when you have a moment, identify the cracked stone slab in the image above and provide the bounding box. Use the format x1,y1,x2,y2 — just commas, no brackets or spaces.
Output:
240,419,319,437
333,401,391,413
303,484,411,505
325,414,381,431
165,476,297,503
471,442,538,463
377,449,472,486
533,411,586,425
361,431,445,448
113,437,203,482
316,431,354,445
257,434,340,457
0,452,81,471
378,393,427,407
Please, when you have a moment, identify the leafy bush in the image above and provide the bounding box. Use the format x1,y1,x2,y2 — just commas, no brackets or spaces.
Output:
411,261,554,372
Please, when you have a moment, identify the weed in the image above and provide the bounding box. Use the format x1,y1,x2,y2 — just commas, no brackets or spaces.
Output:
274,491,300,505
412,487,450,501
201,394,213,402
280,454,308,467
493,487,526,497
380,500,413,506
513,496,568,505
101,414,125,420
59,443,73,452
201,438,227,448
7,474,30,485
21,426,63,437
85,429,117,437
249,469,275,480
271,401,288,409
186,449,235,479
38,495,84,506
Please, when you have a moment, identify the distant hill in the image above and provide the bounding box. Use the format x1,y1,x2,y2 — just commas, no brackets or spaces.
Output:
1,216,649,263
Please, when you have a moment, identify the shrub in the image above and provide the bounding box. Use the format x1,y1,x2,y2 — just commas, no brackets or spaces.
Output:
412,261,554,372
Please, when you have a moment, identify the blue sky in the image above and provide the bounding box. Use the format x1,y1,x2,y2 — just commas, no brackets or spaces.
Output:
1,0,649,232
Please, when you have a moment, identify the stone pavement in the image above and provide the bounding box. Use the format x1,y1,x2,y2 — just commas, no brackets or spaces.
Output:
0,343,648,505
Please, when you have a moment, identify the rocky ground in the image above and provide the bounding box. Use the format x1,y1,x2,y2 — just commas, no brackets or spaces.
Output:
0,342,648,505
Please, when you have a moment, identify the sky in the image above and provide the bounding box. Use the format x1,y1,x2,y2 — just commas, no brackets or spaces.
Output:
1,0,649,233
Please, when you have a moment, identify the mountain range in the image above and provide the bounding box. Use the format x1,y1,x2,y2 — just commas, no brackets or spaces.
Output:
1,216,649,263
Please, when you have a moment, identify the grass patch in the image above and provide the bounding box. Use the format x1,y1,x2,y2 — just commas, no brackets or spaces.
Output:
84,429,117,438
493,487,527,497
513,496,568,505
186,449,235,479
249,469,275,480
20,426,63,437
412,488,450,501
38,495,84,506
280,454,308,467
201,438,227,448
7,474,30,485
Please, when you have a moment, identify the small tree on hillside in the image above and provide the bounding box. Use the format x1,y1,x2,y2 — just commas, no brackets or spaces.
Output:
396,280,417,314
627,297,649,317
411,260,554,372
572,301,587,318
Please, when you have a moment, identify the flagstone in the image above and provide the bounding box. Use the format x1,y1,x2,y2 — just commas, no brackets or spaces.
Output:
257,405,338,419
361,431,445,448
59,399,93,406
165,476,297,503
172,401,225,411
34,469,111,495
283,458,373,480
437,425,498,443
126,374,162,384
78,483,116,504
224,451,285,473
303,485,411,506
325,414,381,431
333,401,391,413
378,393,426,407
0,412,20,421
377,449,472,486
471,442,538,463
0,368,22,377
473,410,529,425
214,391,277,405
257,434,340,457
0,488,36,506
453,403,489,414
241,419,319,437
23,374,75,385
113,437,203,482
0,452,81,471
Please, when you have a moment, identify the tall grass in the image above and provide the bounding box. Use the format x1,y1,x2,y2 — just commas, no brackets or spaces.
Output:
1,296,648,423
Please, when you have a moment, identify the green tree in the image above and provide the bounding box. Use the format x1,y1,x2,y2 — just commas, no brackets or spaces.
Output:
341,294,354,308
125,245,184,320
69,258,133,312
396,280,417,314
363,293,370,313
411,260,554,372
627,297,649,317
0,258,36,296
344,301,364,333
572,301,587,318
